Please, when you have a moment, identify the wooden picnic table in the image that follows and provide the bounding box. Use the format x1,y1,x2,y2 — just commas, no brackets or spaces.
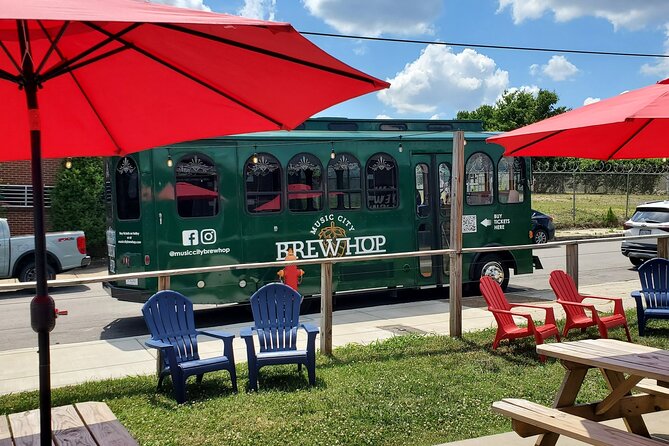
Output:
0,401,138,446
532,338,669,446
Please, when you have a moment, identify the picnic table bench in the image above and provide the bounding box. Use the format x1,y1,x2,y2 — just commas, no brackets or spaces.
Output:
494,339,669,446
0,401,138,446
493,398,666,446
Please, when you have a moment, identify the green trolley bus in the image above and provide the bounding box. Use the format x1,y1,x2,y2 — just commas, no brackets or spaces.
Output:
104,118,536,304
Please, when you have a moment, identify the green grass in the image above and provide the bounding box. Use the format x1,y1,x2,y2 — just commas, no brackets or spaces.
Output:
533,193,662,228
3,314,669,445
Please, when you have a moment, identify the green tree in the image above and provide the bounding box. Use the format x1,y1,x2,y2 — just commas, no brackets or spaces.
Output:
457,89,568,131
50,157,106,257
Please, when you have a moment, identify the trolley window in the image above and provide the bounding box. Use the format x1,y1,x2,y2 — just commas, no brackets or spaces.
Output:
439,163,451,211
415,163,430,217
245,153,282,213
466,153,493,206
498,156,525,204
115,157,140,220
328,153,361,210
175,154,219,218
287,153,323,212
366,153,398,210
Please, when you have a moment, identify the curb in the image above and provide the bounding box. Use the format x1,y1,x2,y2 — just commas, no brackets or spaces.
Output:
555,231,623,241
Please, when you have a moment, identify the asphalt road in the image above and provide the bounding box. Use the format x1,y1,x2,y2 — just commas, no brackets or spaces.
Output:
0,239,637,352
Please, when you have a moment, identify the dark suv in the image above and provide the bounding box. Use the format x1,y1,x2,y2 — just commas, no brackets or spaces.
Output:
531,209,555,244
621,201,669,266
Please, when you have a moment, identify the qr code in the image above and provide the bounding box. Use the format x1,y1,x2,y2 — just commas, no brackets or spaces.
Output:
462,215,477,233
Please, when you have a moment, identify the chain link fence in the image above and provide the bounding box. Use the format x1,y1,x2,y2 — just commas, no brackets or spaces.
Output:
533,160,669,227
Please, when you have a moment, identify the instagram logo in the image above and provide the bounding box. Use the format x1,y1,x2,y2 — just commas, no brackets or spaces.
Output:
200,229,216,245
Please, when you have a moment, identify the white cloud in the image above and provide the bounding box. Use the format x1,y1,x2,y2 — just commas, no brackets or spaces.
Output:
237,0,276,21
583,97,601,105
502,85,541,99
352,43,368,56
376,114,393,119
540,55,579,81
378,45,509,114
302,0,442,36
528,64,538,76
151,0,211,11
641,24,669,78
497,0,669,30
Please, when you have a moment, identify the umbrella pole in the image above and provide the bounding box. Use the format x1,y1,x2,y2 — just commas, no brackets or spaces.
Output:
18,19,56,446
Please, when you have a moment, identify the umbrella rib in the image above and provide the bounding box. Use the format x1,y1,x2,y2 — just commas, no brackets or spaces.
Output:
505,130,564,156
83,21,285,128
38,20,125,152
156,22,384,86
606,118,653,160
41,47,130,83
34,20,70,76
0,67,19,84
0,39,21,81
40,23,141,82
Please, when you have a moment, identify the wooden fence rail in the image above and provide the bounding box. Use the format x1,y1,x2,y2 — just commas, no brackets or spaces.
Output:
0,234,667,355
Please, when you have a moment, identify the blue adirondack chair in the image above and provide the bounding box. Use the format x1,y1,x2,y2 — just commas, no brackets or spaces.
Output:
241,283,319,391
142,290,237,403
633,257,669,336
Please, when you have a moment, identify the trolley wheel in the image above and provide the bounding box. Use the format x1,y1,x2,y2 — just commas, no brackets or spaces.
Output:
473,254,509,292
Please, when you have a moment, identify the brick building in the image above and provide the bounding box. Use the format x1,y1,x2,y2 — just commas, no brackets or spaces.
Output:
0,159,63,235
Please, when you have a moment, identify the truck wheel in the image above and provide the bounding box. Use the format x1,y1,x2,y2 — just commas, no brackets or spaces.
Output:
473,254,510,291
629,257,644,267
18,262,56,283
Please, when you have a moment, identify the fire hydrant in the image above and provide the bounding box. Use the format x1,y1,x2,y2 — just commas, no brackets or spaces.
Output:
277,247,304,291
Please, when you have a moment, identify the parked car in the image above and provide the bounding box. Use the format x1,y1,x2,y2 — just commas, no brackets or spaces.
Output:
531,209,555,244
0,218,91,282
621,201,669,266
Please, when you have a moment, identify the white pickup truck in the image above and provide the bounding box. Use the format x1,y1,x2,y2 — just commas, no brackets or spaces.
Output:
0,218,91,282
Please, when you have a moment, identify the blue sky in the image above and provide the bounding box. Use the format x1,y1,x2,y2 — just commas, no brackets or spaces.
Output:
156,0,669,120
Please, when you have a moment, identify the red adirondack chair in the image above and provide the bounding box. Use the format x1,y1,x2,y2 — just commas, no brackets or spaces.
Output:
549,270,632,341
479,276,560,362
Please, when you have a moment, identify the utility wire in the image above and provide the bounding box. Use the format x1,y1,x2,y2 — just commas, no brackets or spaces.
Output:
301,31,669,59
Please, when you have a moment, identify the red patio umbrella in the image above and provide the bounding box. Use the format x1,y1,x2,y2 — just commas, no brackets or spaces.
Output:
0,1,388,442
487,78,669,160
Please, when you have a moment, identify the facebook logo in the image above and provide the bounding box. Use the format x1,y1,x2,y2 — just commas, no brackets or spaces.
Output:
182,230,199,246
182,229,217,246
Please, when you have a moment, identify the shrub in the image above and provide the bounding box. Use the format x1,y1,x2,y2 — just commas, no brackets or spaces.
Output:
50,158,106,257
603,207,619,227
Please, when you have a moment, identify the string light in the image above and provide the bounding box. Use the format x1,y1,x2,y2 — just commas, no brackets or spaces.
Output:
398,135,403,153
330,141,336,159
252,146,258,164
166,153,173,167
64,158,72,169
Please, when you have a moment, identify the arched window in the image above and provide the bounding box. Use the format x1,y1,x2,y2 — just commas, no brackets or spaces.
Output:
466,153,494,205
175,154,219,218
115,157,140,220
498,156,525,203
245,153,282,213
327,153,361,210
287,153,323,212
366,153,398,210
